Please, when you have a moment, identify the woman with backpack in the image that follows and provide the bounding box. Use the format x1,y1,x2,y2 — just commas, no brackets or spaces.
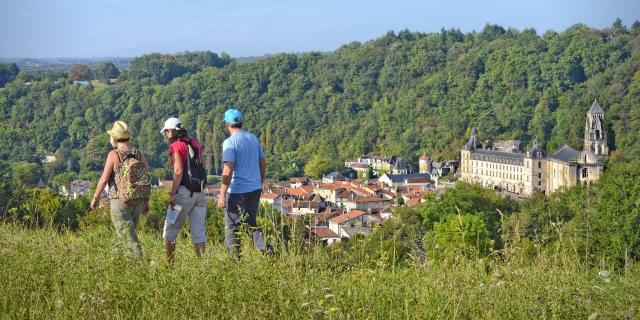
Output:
90,120,151,260
160,117,208,263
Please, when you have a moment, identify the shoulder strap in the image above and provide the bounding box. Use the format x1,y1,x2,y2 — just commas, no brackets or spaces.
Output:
114,149,125,164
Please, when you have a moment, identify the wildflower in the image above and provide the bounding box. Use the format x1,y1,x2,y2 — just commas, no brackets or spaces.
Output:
324,294,335,299
55,299,63,308
597,270,611,283
495,280,505,287
79,293,86,302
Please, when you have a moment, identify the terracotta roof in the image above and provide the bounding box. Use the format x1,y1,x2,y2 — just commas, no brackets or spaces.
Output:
406,198,422,205
317,182,349,190
261,193,281,200
336,189,351,199
292,200,321,209
351,187,373,197
329,210,367,224
289,185,314,197
290,177,307,183
405,177,431,183
311,211,340,225
312,227,340,239
347,196,389,203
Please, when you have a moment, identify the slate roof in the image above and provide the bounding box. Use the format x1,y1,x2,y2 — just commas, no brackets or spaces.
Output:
471,149,526,160
341,226,372,237
385,172,432,183
549,144,579,162
347,196,390,203
588,99,604,114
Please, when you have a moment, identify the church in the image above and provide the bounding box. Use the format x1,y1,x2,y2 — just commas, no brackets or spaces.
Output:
459,99,609,196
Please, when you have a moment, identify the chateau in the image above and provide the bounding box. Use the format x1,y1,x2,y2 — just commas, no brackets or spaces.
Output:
459,100,608,196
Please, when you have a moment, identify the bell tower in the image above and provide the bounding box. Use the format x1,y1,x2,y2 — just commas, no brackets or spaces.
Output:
584,99,609,159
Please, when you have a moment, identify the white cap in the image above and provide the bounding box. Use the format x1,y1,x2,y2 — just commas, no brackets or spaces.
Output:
160,117,182,133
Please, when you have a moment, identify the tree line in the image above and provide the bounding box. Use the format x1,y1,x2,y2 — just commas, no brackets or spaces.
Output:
0,20,639,187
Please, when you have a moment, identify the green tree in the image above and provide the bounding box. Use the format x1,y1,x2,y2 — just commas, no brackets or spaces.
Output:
303,154,339,179
67,64,92,81
93,61,120,82
425,213,491,259
12,162,44,187
0,63,19,87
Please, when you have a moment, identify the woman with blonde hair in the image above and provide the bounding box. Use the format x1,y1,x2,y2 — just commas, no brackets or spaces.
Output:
91,120,151,260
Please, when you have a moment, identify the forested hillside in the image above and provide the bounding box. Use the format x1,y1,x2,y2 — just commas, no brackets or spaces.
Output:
1,21,639,183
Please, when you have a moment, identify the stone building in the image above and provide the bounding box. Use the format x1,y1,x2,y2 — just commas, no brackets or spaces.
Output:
459,99,608,196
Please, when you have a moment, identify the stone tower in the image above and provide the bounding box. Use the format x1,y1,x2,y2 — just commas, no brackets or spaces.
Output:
583,99,609,159
419,153,432,173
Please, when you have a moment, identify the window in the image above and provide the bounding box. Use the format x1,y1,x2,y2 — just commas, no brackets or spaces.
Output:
582,168,589,178
538,173,541,179
538,181,541,186
538,161,541,169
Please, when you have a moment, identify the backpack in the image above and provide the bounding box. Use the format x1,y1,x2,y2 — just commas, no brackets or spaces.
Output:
114,149,151,202
180,139,207,193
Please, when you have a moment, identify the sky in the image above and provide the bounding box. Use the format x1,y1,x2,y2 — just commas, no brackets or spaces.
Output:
1,0,639,58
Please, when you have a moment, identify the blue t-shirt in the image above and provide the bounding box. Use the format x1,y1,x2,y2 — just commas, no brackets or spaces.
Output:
222,131,265,194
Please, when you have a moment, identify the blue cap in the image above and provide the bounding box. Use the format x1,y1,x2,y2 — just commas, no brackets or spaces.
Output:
224,108,243,124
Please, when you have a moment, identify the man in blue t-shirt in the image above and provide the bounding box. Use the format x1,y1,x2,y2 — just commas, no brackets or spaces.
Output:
218,108,267,255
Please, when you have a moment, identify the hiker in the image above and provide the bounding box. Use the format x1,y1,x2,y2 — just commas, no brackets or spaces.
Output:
161,117,208,263
90,120,151,260
217,108,267,256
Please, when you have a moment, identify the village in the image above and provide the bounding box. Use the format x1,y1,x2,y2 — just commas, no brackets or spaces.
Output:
56,154,459,246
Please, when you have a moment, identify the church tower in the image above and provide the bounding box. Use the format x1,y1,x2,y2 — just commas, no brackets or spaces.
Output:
583,99,609,159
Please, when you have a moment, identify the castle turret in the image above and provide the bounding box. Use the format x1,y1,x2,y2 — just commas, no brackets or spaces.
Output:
463,128,479,150
419,153,432,173
584,99,609,159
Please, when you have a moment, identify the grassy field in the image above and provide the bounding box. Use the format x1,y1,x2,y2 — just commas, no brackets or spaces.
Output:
0,223,638,319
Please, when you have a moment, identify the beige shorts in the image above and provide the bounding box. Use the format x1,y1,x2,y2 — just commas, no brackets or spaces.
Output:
162,186,208,244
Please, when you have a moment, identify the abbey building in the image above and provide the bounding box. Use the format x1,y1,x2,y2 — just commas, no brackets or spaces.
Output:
459,99,608,196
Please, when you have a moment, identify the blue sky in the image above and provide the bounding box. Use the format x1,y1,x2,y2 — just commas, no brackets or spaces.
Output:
1,0,638,58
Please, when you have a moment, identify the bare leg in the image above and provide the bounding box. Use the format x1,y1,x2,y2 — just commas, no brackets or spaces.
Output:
165,240,176,264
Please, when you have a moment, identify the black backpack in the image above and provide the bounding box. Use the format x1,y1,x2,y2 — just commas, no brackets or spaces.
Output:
180,139,207,193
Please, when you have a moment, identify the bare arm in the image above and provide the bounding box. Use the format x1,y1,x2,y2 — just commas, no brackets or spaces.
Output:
171,152,183,196
259,157,267,184
92,151,116,201
217,161,234,208
220,161,234,195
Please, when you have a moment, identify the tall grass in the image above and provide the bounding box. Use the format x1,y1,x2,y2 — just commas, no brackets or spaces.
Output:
1,223,638,319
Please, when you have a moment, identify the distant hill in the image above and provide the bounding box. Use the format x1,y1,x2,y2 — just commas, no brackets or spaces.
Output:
0,57,131,74
0,22,639,180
